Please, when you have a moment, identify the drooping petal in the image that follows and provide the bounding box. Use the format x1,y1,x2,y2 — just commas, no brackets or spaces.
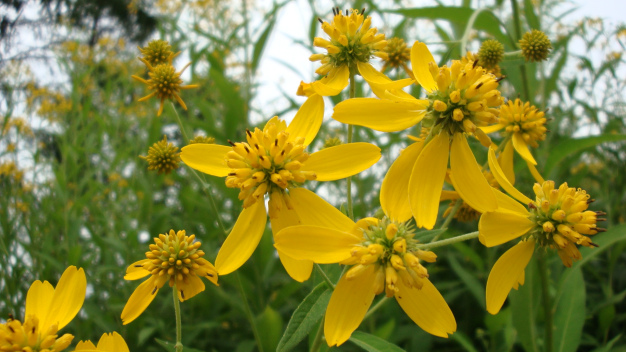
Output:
493,189,528,214
121,276,160,325
25,280,54,330
124,259,151,281
486,239,535,314
498,140,515,185
180,144,231,177
43,266,87,330
333,98,426,132
411,41,438,93
302,143,380,181
286,94,324,147
526,161,545,183
195,258,219,286
274,225,360,263
176,274,205,302
512,132,537,165
381,141,424,222
311,66,350,96
215,199,267,275
395,278,457,338
97,332,130,352
479,209,535,247
479,124,505,134
409,133,450,229
449,135,497,214
290,188,355,231
74,340,98,350
325,265,377,346
488,146,534,205
357,62,414,90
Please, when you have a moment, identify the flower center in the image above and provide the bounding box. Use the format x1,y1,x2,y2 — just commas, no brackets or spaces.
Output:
499,99,547,148
0,315,73,352
346,217,437,297
525,181,604,267
149,64,183,101
143,230,208,291
225,124,316,208
424,60,503,136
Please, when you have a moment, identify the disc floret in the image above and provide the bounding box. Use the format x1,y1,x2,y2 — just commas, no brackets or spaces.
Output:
224,118,317,215
0,315,73,352
347,217,437,297
311,7,387,75
525,181,604,267
424,59,504,139
499,99,547,148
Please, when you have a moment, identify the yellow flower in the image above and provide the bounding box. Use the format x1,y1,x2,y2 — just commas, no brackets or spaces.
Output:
74,332,129,352
381,37,412,75
140,135,181,174
132,62,199,116
180,95,381,281
137,39,180,67
274,188,456,346
297,8,412,97
0,266,87,352
460,51,502,77
334,41,503,229
480,146,604,314
120,229,218,325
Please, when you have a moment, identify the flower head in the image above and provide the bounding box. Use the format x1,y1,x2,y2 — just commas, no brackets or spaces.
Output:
180,95,381,281
121,229,218,325
140,135,181,174
188,135,215,144
520,29,552,62
132,62,198,116
74,332,129,352
461,51,502,77
275,190,456,346
480,147,604,314
381,37,412,72
0,266,86,352
138,39,180,67
477,39,504,70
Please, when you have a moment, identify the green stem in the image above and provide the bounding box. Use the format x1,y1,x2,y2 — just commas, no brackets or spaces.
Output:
170,102,191,143
346,72,356,220
460,8,487,54
314,264,336,289
172,286,183,352
418,231,479,250
503,49,523,58
310,318,325,352
537,250,553,352
510,0,532,102
236,273,265,352
363,296,390,321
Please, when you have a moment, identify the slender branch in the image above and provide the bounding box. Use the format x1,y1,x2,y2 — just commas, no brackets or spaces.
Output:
460,8,488,54
310,317,325,352
346,72,356,220
418,231,479,250
170,102,191,142
314,264,336,289
363,296,390,321
432,200,463,242
537,250,553,352
172,286,183,352
236,273,265,352
510,0,532,102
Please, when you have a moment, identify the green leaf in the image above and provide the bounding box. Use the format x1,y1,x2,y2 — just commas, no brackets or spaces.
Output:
155,338,205,352
447,255,485,309
349,331,405,352
523,0,540,29
256,306,284,352
450,331,480,352
251,16,277,73
552,268,586,352
386,7,511,46
544,135,626,176
414,228,447,242
277,282,332,352
509,256,541,352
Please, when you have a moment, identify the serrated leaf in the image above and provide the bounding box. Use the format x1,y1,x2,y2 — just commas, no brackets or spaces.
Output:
552,268,585,352
544,135,626,176
155,338,205,352
349,331,405,352
277,282,332,352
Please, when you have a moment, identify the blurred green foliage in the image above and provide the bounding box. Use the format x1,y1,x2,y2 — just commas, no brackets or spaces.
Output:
1,0,625,351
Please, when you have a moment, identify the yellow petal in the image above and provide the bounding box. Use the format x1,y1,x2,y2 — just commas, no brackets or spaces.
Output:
176,274,205,302
324,265,377,346
479,209,535,247
333,98,426,132
297,81,315,97
275,225,360,263
180,144,231,177
215,198,267,275
488,146,534,205
526,161,545,183
409,133,450,229
440,190,460,201
411,41,438,93
43,266,87,330
395,278,457,338
449,135,497,214
493,189,528,214
479,124,505,134
124,259,151,281
121,276,160,325
277,250,314,283
486,239,535,314
311,66,350,96
290,188,355,231
512,132,537,165
498,140,515,185
381,141,424,222
286,94,324,147
25,280,54,331
74,340,97,350
302,143,380,181
97,332,130,352
357,61,414,90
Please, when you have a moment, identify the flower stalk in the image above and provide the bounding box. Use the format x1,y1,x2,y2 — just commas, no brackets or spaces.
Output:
173,285,183,352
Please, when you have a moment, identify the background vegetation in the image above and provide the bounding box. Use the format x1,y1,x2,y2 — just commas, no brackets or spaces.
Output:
1,0,625,351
